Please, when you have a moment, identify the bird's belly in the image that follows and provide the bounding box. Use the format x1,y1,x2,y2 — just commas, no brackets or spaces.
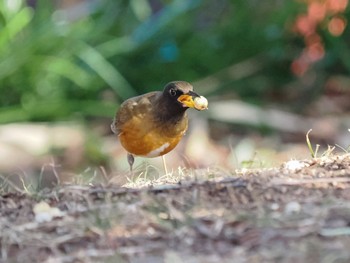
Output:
119,128,184,157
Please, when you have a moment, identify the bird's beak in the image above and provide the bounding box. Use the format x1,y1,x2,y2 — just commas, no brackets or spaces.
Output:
177,91,208,111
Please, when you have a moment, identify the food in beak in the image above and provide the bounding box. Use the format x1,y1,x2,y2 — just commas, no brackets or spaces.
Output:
193,96,208,111
177,94,208,111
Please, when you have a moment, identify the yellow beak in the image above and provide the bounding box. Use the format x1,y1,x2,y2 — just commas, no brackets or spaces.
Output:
178,94,196,108
177,94,208,111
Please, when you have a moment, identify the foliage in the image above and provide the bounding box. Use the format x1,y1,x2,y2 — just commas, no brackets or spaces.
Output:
0,0,349,123
0,0,137,122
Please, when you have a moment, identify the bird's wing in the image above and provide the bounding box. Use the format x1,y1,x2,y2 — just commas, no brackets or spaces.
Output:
111,91,159,135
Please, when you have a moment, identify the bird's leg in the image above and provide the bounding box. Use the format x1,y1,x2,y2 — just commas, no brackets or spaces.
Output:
162,155,168,175
127,153,135,172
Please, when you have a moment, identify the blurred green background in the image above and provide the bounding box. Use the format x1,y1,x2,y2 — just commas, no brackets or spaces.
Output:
0,0,349,179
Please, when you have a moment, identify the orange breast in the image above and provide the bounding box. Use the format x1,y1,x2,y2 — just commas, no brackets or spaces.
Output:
118,115,187,158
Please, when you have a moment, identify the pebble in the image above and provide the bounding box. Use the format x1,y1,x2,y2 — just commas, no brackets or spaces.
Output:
284,201,301,215
284,160,307,171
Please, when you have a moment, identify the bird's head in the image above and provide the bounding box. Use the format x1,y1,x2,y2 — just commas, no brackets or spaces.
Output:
163,81,208,111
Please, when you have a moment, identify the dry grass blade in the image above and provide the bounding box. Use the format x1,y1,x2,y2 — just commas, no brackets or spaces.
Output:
306,129,315,158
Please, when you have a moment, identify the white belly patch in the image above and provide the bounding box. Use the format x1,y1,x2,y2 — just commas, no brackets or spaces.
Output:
144,143,170,158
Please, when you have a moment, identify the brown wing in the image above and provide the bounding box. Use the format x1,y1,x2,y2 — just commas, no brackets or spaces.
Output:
111,91,160,135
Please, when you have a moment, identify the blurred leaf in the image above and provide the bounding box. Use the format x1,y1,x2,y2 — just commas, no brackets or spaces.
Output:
78,42,137,99
0,6,33,49
44,56,91,88
96,37,136,58
131,0,201,43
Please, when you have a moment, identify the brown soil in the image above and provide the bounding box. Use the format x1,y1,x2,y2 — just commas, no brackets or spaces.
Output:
1,154,350,263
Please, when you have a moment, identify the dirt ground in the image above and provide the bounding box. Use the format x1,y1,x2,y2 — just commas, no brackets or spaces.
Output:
1,154,350,263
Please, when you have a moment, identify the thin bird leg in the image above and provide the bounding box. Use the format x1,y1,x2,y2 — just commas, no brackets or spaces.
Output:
162,155,168,175
127,153,135,172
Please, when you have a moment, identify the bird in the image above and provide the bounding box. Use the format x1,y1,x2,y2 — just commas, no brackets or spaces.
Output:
111,81,208,173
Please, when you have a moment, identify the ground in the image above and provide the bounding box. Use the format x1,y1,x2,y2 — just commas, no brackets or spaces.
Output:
1,154,350,263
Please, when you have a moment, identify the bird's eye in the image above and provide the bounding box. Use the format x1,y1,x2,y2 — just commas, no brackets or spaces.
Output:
169,88,177,97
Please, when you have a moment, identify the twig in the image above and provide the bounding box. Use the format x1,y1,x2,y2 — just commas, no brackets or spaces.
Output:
49,158,61,185
319,227,350,237
271,177,350,186
99,166,109,183
0,174,26,194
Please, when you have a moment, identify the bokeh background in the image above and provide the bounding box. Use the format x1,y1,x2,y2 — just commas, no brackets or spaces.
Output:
0,0,349,185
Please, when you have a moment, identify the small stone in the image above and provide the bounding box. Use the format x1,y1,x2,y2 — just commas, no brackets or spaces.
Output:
284,160,307,171
33,201,65,223
270,203,280,211
284,201,301,215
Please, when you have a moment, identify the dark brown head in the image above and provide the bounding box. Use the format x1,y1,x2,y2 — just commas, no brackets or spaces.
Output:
152,81,208,124
162,81,208,111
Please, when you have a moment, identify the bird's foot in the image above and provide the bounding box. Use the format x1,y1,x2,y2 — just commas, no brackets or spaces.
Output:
127,153,135,172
